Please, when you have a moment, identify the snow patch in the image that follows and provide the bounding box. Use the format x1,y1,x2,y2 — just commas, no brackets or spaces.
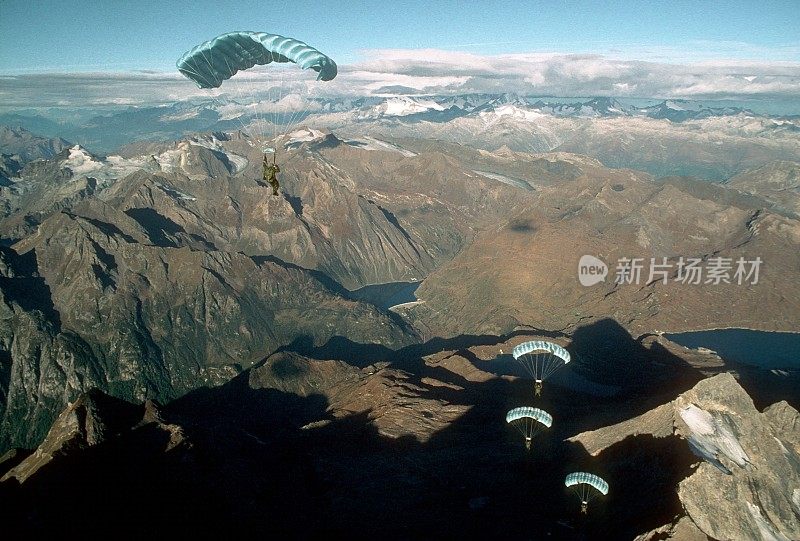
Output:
187,135,248,173
157,183,196,201
284,128,326,148
344,137,417,157
746,502,790,541
358,96,446,119
680,404,750,469
473,170,533,191
61,146,103,175
383,96,444,117
482,104,544,122
687,434,732,474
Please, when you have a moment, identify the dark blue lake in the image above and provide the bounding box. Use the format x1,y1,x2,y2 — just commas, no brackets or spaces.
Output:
348,281,420,311
665,328,800,370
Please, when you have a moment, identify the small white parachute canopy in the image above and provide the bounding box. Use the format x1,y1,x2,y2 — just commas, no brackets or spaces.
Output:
506,406,553,427
506,407,553,448
565,472,609,496
511,340,571,383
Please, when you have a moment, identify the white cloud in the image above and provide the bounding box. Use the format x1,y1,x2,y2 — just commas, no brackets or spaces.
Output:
340,49,800,100
1,49,798,110
215,93,323,119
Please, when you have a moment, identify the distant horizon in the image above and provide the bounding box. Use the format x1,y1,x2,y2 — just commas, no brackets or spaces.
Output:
2,72,799,117
1,1,798,111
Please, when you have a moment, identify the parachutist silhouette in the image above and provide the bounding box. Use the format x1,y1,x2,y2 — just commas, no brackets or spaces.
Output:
263,153,280,196
581,501,588,514
534,380,543,396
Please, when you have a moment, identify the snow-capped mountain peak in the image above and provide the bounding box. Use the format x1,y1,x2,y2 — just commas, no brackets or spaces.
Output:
358,96,447,120
60,145,104,175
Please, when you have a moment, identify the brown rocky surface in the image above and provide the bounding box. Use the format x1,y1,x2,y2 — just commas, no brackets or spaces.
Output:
727,160,800,216
1,390,181,484
634,516,710,541
0,126,70,165
0,124,797,538
409,165,800,338
0,131,614,454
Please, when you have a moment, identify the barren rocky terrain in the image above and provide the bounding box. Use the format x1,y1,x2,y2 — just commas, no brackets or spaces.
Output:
0,123,798,538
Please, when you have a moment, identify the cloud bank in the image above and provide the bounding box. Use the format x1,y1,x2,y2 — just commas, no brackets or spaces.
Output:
1,49,798,110
339,49,800,100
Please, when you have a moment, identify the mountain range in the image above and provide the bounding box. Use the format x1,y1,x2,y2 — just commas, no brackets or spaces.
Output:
0,110,798,538
4,95,798,180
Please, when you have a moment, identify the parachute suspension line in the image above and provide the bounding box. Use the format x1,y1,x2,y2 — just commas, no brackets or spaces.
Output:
200,49,271,151
537,352,545,381
222,54,265,148
268,63,302,146
219,57,262,147
175,51,246,138
281,78,316,141
268,62,286,144
236,57,275,150
573,485,591,503
192,49,259,149
541,352,549,381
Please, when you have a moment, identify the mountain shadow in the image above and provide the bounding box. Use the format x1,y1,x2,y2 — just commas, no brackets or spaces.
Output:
0,318,762,539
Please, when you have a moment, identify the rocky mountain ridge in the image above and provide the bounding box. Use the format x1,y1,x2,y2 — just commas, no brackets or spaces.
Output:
2,339,795,540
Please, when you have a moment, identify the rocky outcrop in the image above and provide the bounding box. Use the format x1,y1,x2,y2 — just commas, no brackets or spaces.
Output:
1,390,144,483
634,516,709,540
570,373,800,540
249,351,471,442
0,126,70,165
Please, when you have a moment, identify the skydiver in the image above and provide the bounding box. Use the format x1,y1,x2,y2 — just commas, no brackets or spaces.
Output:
534,380,543,397
581,501,588,514
263,153,280,196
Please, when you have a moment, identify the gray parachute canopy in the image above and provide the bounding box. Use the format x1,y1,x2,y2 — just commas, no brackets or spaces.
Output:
177,31,337,89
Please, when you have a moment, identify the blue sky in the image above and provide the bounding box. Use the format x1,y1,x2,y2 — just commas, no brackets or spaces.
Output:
1,0,798,72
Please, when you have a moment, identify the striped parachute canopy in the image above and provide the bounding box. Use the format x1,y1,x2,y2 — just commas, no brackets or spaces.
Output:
565,472,609,503
177,31,337,89
506,407,553,448
512,340,571,383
